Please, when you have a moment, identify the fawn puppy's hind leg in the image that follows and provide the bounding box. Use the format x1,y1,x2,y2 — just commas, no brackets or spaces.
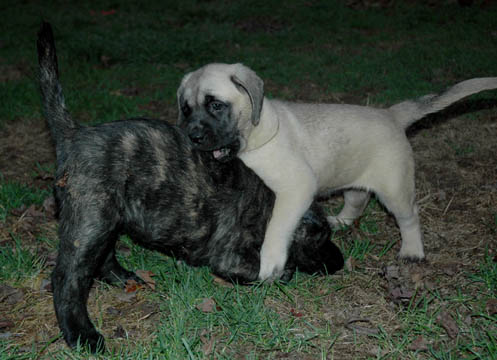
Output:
327,190,370,227
375,177,424,261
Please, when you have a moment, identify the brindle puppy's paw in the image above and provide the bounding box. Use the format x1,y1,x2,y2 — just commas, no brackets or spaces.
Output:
66,327,105,353
279,268,295,283
98,269,145,287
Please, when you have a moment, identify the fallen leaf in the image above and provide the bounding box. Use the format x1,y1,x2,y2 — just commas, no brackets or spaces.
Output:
136,270,156,290
441,263,459,276
42,196,57,219
345,317,379,336
101,9,117,16
367,346,389,357
0,284,15,300
0,285,24,305
424,280,436,291
382,265,400,281
124,279,144,296
200,332,216,356
113,324,126,338
389,286,414,304
290,308,303,317
437,310,459,339
213,275,234,288
410,267,424,284
0,319,14,330
196,298,217,313
116,291,137,303
485,299,497,315
408,335,428,351
135,302,160,320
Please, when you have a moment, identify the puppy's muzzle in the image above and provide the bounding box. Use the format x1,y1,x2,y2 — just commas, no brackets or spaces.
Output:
188,126,209,145
185,124,240,162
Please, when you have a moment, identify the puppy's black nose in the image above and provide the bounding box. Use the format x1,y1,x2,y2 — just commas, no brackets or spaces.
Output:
189,127,206,144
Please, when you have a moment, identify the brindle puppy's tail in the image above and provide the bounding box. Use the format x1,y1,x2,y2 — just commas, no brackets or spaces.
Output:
37,22,78,155
389,77,497,129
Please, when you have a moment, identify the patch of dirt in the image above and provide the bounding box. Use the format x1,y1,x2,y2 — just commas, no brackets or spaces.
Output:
0,276,161,354
0,119,55,189
0,64,24,83
410,109,497,264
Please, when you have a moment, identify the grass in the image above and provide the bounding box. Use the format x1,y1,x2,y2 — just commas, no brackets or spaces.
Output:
1,0,497,125
0,235,45,283
0,179,49,221
0,0,496,359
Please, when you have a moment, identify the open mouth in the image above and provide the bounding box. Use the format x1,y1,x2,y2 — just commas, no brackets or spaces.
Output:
211,140,240,162
213,147,231,160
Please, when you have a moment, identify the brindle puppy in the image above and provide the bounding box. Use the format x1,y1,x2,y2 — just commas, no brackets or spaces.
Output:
37,23,343,352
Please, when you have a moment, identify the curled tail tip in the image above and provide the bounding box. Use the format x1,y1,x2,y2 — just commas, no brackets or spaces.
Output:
37,21,58,77
391,77,497,128
37,21,54,46
38,21,53,36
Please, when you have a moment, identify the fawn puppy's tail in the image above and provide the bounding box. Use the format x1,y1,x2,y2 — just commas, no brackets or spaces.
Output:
389,77,497,129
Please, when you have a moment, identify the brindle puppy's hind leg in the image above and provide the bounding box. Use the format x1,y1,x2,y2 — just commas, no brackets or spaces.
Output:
52,201,119,352
96,243,144,286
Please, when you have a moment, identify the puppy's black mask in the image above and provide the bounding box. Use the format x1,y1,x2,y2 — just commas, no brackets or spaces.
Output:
178,95,240,162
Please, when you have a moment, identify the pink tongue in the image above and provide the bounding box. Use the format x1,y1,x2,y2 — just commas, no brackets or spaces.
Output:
213,149,224,159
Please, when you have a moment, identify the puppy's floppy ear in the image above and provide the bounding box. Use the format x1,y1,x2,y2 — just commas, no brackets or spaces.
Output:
177,72,193,125
230,64,264,126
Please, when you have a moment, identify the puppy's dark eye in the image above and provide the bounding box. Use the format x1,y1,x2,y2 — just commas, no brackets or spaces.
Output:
210,101,224,111
209,101,225,112
181,103,191,117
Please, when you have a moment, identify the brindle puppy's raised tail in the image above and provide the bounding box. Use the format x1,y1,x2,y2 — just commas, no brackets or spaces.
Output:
37,22,78,157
